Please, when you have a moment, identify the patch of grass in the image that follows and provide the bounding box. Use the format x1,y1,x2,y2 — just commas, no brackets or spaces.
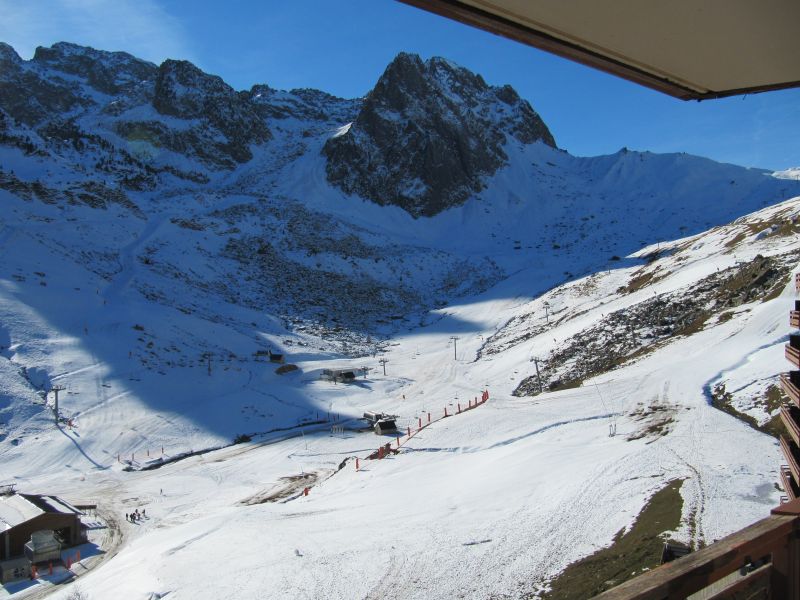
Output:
725,217,800,252
717,311,734,323
626,402,677,442
764,384,785,412
542,480,685,600
760,414,786,439
623,270,655,294
724,230,748,249
547,378,584,393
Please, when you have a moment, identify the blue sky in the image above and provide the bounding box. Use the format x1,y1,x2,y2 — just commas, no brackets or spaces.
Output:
1,0,798,171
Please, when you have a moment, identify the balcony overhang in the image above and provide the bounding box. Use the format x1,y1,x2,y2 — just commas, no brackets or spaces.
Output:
782,374,800,409
399,0,800,100
781,405,800,447
787,345,800,370
780,436,800,487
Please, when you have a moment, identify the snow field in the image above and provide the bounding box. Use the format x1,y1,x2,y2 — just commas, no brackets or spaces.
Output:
2,115,799,597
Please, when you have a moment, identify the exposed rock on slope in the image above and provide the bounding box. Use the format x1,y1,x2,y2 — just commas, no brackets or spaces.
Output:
510,247,799,397
152,59,271,166
0,42,101,126
323,53,556,217
32,41,157,97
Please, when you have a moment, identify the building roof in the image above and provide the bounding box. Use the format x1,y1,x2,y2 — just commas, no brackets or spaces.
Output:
400,0,800,100
0,495,44,532
0,493,82,532
23,494,83,516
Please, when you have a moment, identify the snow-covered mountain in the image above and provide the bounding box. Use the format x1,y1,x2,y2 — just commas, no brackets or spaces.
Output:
1,41,799,599
1,42,797,332
323,52,556,217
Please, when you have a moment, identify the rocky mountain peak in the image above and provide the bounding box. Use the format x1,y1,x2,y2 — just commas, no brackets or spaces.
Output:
0,42,22,67
367,52,490,114
323,52,555,218
153,59,231,118
32,42,157,96
149,59,271,165
0,43,99,126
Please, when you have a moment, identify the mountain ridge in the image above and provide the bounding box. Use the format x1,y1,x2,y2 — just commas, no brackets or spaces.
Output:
0,40,798,337
0,42,560,215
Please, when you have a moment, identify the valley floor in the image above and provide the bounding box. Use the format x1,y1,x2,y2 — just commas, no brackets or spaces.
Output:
1,259,791,599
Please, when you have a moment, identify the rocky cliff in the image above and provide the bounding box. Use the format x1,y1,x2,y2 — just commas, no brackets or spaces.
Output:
323,53,556,217
0,43,558,217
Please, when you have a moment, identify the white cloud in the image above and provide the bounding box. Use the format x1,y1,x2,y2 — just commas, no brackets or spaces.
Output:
0,0,195,64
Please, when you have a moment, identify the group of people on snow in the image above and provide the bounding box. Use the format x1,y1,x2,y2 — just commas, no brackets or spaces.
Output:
125,508,145,523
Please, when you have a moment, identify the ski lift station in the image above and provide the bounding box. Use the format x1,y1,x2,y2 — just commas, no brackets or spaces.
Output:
321,368,357,383
0,488,86,583
363,411,398,434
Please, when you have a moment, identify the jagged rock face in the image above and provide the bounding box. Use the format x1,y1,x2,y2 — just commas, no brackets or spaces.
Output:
0,42,97,126
247,85,361,124
0,43,274,170
323,53,556,218
151,60,271,165
32,42,157,96
0,42,556,194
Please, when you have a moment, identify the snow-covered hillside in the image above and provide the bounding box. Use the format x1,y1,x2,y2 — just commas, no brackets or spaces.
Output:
1,41,799,599
0,194,796,600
